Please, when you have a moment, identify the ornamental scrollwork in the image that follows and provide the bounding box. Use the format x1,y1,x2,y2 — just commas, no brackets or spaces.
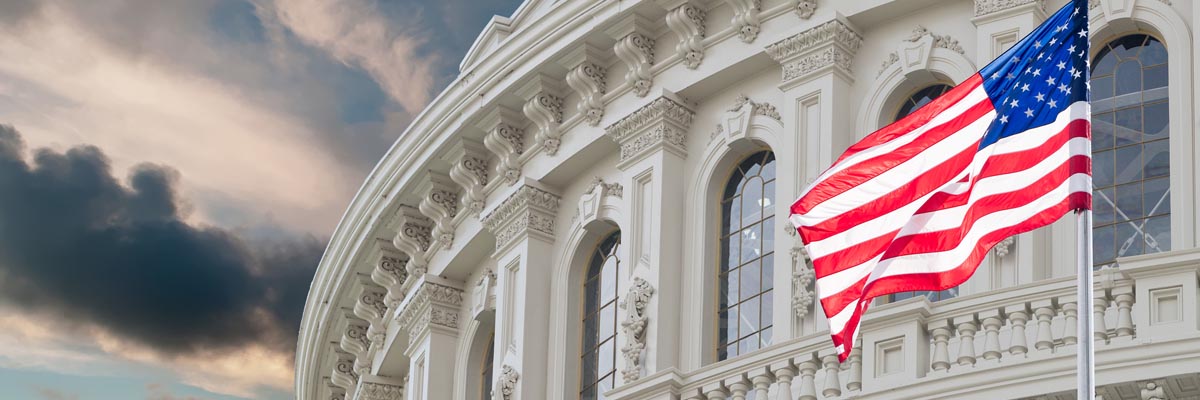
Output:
994,236,1015,257
356,382,405,400
728,94,782,122
793,0,817,19
566,61,607,126
666,4,706,69
484,122,525,186
495,365,519,400
792,246,815,319
524,91,564,155
586,176,624,199
614,33,655,97
726,0,762,43
620,277,654,382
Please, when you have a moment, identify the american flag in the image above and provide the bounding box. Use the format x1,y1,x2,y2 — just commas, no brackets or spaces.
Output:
789,0,1092,361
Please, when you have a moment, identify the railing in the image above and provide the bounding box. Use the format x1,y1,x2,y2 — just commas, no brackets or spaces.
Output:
609,249,1200,400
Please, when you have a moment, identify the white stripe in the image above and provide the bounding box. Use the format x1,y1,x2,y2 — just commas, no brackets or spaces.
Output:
827,298,860,335
804,86,991,195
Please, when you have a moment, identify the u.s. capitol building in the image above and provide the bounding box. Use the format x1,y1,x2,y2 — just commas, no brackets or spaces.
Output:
294,0,1200,399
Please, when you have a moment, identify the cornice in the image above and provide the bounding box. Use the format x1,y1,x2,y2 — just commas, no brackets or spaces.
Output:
975,0,1044,17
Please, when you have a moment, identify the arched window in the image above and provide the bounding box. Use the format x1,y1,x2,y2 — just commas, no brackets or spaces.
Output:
888,84,959,303
1091,34,1170,267
580,232,620,399
718,151,776,361
480,333,494,400
895,84,953,121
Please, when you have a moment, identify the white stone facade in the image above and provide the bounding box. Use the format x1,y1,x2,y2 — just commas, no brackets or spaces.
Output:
294,0,1200,399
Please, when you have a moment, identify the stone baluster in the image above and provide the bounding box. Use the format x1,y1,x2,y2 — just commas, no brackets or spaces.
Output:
954,316,979,367
797,358,819,400
1060,296,1079,346
821,354,841,398
929,320,953,372
1032,300,1056,351
979,310,1004,362
1004,305,1030,357
750,367,774,400
773,362,797,400
705,386,730,400
1112,286,1135,338
846,346,862,392
730,376,752,400
1094,291,1110,343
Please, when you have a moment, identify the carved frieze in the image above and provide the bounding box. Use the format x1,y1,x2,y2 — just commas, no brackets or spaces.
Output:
766,19,863,84
370,244,409,308
620,277,654,382
878,26,965,77
666,3,706,69
338,315,370,362
396,280,466,347
605,96,695,165
352,280,389,345
728,94,781,122
472,267,498,318
482,184,562,253
975,0,1044,16
519,75,566,156
994,236,1015,257
355,381,405,400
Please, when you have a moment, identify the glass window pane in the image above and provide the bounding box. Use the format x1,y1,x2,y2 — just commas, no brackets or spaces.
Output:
761,290,773,328
598,340,614,375
1143,177,1170,217
1094,225,1116,265
581,350,597,384
762,217,775,256
727,196,741,234
1140,38,1167,65
1114,145,1143,184
1116,222,1144,258
583,314,599,348
1142,102,1169,139
740,260,761,297
740,225,761,263
1144,215,1170,253
742,178,763,225
1092,47,1116,76
739,333,760,355
1115,62,1143,96
761,327,773,347
1092,149,1114,189
1115,182,1143,221
762,253,775,291
601,260,617,301
741,296,760,334
1114,107,1143,146
1092,76,1114,100
1093,187,1115,226
1092,112,1115,151
725,268,740,305
600,305,616,339
724,307,739,344
762,157,777,182
1143,140,1170,178
598,374,614,399
1144,64,1168,90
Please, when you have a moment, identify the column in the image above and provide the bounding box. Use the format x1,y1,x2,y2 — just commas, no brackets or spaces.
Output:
765,16,863,336
604,92,694,383
481,181,562,399
395,276,465,400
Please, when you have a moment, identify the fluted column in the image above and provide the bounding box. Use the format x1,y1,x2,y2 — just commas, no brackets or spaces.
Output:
395,277,464,400
665,2,706,69
481,181,561,399
605,92,694,381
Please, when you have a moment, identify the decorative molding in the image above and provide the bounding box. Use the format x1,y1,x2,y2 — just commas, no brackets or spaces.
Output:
418,173,459,249
495,365,519,400
665,3,706,69
392,205,434,276
586,176,624,199
975,0,1044,17
766,19,863,84
792,0,818,19
370,243,409,308
482,183,562,253
351,279,389,345
338,314,370,368
725,0,762,43
792,248,816,319
472,267,498,318
620,277,655,382
877,26,965,77
1140,379,1167,400
605,95,695,165
614,32,656,97
481,107,526,186
396,280,465,347
331,349,359,391
564,45,608,126
877,52,900,77
355,381,405,400
994,236,1015,258
519,75,566,155
448,139,490,217
728,94,781,121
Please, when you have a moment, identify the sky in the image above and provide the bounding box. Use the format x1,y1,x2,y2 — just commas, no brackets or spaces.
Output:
0,0,524,399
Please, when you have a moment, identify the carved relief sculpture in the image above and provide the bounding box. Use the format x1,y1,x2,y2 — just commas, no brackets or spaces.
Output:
620,277,655,382
665,3,706,69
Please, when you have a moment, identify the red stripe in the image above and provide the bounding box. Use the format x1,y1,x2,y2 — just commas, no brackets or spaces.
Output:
885,156,1090,258
810,230,899,279
835,74,985,163
916,119,1090,214
798,136,983,244
793,98,993,216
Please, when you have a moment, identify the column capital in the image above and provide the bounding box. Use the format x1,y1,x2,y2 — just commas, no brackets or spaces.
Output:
396,277,466,352
482,181,562,253
352,375,406,400
604,92,695,167
766,18,863,88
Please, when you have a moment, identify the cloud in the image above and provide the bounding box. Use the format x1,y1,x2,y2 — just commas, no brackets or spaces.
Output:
34,387,79,400
0,125,320,357
268,0,438,114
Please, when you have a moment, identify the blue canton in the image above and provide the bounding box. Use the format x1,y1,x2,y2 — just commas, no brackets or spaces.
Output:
978,0,1090,149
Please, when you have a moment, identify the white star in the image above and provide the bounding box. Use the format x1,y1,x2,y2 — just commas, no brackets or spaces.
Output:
1034,41,1043,49
1046,76,1056,85
1007,73,1016,80
1048,99,1058,108
1011,56,1021,63
991,71,1001,80
1026,67,1032,74
1037,53,1045,60
1021,83,1030,92
1069,66,1078,75
1058,83,1069,92
1033,68,1041,76
1068,45,1077,53
1010,99,1019,108
1000,115,1009,124
1073,7,1079,16
1025,108,1035,117
1064,86,1071,95
1078,29,1088,38
1035,93,1046,102
1057,61,1067,70
1072,69,1083,79
1050,38,1058,45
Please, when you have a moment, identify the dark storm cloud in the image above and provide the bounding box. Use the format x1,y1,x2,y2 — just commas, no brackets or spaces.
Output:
0,0,41,27
0,124,321,355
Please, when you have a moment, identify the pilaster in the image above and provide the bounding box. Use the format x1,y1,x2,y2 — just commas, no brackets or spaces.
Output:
604,91,695,385
481,180,563,399
395,276,465,400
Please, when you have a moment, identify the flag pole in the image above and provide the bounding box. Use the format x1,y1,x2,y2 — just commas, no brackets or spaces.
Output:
1076,209,1095,399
